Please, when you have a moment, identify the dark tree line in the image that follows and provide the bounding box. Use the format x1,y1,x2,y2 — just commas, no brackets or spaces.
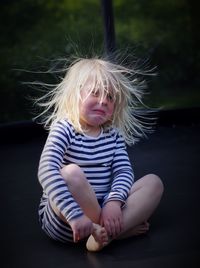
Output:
0,0,199,122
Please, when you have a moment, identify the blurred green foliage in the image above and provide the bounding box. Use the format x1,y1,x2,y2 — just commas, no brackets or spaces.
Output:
0,0,200,123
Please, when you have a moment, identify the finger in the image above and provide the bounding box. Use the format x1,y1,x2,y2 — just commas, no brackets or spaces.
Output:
76,227,83,242
100,217,104,227
86,226,93,238
112,221,119,237
111,219,122,238
112,222,118,237
73,231,79,243
80,226,91,241
109,220,117,237
79,227,88,241
105,220,112,236
117,218,123,236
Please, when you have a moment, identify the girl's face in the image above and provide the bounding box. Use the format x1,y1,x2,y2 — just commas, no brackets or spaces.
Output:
79,82,115,135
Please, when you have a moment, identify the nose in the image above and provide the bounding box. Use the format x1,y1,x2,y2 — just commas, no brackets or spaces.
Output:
99,95,108,106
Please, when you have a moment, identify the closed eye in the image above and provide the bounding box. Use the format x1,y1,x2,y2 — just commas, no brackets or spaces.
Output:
91,90,100,97
107,93,114,102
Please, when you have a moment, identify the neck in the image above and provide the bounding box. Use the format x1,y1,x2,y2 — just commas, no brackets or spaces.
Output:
82,124,101,137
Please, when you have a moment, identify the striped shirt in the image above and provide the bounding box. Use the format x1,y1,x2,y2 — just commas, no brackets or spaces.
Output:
38,120,134,222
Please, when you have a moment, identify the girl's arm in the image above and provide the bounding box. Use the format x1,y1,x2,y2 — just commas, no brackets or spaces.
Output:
103,134,134,206
38,120,84,222
100,134,134,237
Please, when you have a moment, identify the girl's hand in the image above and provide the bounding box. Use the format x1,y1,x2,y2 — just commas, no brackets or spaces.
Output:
100,201,123,238
69,215,93,243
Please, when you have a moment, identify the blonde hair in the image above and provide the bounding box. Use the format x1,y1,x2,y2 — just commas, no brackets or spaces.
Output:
34,56,154,145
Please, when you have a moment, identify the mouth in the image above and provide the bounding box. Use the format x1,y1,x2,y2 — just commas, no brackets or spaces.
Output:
93,109,106,116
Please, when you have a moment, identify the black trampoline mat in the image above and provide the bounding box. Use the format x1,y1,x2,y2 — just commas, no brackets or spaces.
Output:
1,124,200,268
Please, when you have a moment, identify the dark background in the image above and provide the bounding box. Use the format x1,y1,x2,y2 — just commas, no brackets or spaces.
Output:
1,0,200,123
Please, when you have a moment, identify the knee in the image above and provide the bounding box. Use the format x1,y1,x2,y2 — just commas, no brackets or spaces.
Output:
147,174,164,198
61,164,86,189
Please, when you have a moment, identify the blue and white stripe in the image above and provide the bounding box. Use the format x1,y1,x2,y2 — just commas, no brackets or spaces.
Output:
38,119,134,225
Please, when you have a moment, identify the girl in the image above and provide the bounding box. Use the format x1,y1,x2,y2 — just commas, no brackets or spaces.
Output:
37,57,164,251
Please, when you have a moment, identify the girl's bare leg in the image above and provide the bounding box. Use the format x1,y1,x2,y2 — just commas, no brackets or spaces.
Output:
60,164,101,223
50,164,108,247
117,174,164,240
87,174,164,251
50,166,163,250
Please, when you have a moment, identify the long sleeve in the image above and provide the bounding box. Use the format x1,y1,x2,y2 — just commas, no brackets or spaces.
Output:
103,134,134,205
38,120,84,222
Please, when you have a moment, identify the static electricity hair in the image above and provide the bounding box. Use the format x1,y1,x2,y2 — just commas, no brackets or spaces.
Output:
34,56,154,145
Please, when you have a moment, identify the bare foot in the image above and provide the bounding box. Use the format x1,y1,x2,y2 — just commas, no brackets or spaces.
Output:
86,223,110,252
130,221,150,236
117,221,150,240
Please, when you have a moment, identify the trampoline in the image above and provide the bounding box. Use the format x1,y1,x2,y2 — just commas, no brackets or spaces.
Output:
1,108,200,268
